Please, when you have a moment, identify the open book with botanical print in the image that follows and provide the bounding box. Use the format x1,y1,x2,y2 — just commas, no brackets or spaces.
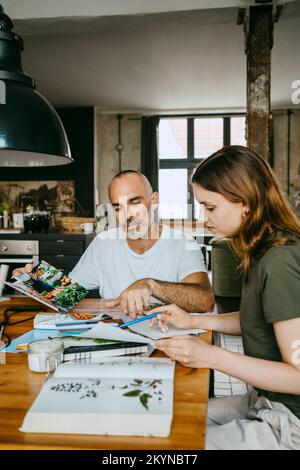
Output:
20,357,175,437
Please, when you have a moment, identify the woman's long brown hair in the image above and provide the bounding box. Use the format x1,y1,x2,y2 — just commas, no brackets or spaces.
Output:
192,145,300,277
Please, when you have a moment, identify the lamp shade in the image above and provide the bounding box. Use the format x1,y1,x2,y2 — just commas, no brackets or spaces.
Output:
0,5,73,166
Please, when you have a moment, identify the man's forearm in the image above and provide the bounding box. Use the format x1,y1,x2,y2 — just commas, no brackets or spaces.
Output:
149,279,215,312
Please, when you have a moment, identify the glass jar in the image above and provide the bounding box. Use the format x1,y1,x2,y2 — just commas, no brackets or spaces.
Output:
27,339,64,373
24,210,51,233
23,212,37,233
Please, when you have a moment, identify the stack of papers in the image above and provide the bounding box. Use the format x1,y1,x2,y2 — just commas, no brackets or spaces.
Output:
34,313,106,331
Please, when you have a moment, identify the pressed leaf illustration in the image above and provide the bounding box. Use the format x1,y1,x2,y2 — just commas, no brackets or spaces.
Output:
140,393,152,410
123,390,142,397
50,377,164,409
122,379,163,410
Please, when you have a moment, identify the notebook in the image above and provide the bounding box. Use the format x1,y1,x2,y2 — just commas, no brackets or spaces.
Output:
5,321,154,358
20,357,175,437
5,260,88,312
61,335,149,362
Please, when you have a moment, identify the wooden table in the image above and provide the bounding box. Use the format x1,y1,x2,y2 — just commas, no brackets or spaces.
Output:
0,297,212,450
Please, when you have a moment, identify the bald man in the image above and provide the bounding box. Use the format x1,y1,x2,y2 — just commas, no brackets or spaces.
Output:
15,171,214,317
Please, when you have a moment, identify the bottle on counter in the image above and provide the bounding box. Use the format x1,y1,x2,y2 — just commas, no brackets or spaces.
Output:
0,212,3,229
3,210,9,229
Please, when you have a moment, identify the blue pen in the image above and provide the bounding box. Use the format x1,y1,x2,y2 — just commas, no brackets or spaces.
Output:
118,312,161,329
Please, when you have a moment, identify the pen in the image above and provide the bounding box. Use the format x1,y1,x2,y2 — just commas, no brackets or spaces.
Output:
118,312,161,329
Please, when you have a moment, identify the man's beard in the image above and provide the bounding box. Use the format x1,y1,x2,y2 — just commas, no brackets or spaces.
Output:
125,215,153,240
126,220,148,239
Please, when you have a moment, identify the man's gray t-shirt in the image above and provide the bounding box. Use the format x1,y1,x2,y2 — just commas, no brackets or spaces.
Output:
69,225,206,298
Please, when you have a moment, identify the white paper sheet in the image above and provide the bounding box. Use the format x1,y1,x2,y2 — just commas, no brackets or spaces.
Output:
128,321,206,339
78,321,154,344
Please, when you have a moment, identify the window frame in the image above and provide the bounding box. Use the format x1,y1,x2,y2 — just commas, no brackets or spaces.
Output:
158,113,246,220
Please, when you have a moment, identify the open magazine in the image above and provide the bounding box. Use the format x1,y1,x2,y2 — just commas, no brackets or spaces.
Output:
5,260,88,313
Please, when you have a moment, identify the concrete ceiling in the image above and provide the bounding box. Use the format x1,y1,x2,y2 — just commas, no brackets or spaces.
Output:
0,1,271,19
1,0,300,112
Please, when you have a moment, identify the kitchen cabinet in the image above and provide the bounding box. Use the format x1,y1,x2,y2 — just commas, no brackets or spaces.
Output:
0,232,95,295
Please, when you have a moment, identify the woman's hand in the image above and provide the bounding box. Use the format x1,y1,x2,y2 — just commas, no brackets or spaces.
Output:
154,335,215,369
145,304,195,332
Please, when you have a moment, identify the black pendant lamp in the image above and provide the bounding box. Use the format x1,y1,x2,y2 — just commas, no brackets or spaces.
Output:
0,4,73,166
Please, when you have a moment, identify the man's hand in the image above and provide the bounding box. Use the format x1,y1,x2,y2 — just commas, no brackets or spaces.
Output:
12,263,34,278
105,279,154,318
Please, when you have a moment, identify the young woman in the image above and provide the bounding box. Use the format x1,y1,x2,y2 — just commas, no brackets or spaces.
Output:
147,145,300,450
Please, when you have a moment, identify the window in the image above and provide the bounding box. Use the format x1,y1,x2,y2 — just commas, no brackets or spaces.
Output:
158,115,246,220
159,169,188,219
194,118,224,158
231,117,247,146
158,119,187,159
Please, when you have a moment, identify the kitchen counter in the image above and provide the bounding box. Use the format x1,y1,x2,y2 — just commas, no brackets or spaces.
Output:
0,232,96,293
0,231,95,241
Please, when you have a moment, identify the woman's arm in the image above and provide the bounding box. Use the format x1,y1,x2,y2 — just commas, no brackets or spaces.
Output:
146,304,242,335
211,345,300,395
191,311,241,335
155,316,300,395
